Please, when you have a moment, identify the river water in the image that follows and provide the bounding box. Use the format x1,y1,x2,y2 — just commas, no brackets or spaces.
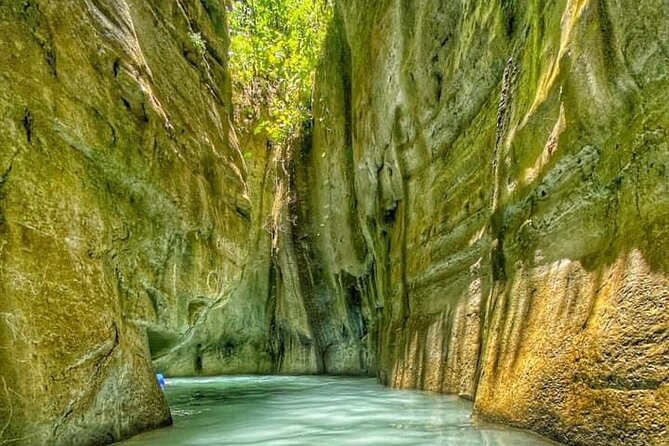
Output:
119,376,558,446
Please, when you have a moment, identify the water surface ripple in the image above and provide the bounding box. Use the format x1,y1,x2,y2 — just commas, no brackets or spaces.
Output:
120,376,558,446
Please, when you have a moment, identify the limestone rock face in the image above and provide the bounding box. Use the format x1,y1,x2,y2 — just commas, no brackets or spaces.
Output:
0,1,365,443
0,0,253,444
306,1,669,445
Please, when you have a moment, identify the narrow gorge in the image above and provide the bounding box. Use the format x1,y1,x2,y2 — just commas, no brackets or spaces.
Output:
0,1,667,445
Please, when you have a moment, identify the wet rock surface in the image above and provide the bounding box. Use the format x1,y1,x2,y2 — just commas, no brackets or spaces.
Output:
305,1,669,445
0,0,245,444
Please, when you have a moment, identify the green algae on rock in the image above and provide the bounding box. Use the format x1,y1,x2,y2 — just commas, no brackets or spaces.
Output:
304,1,669,445
0,0,243,443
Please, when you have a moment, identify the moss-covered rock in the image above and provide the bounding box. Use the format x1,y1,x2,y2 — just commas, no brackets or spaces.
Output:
306,1,669,445
0,0,254,444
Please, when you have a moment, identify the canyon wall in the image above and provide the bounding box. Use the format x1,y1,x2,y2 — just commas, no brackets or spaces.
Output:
0,1,368,443
306,0,669,445
0,0,259,444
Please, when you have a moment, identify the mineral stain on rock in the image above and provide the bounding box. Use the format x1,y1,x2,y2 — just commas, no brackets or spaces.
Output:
0,0,668,446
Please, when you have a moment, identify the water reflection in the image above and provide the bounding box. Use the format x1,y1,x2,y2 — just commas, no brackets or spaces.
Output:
120,376,559,446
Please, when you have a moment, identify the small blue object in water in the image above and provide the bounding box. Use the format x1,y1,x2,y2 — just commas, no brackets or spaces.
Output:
156,373,166,390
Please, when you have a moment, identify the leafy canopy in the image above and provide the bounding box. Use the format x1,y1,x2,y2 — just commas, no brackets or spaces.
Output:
228,0,332,146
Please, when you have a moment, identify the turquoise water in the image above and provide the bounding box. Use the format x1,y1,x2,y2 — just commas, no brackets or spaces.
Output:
119,376,558,446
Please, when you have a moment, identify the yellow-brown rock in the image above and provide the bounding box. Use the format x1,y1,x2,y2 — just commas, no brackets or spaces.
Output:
306,1,669,445
0,0,250,444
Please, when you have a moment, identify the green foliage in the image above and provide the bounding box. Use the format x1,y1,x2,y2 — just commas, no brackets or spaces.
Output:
189,31,207,57
228,0,332,145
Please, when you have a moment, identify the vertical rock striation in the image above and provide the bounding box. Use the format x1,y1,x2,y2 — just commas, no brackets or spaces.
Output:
0,0,253,444
0,2,370,443
306,1,669,445
268,7,669,442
